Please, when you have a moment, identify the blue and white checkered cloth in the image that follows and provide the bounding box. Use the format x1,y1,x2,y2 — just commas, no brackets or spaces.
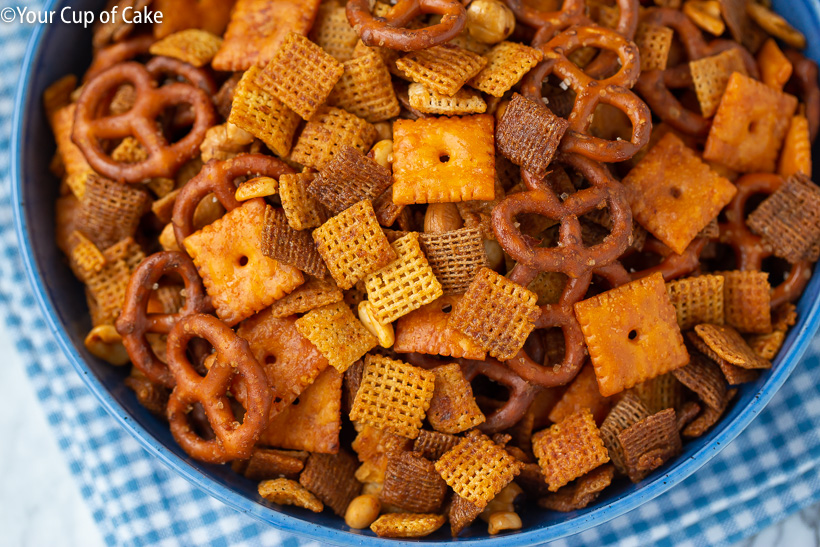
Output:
2,6,820,547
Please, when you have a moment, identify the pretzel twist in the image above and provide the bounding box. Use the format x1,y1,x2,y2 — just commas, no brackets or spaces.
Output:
628,237,707,282
85,34,155,82
115,251,212,388
72,62,216,183
346,0,466,52
166,313,272,463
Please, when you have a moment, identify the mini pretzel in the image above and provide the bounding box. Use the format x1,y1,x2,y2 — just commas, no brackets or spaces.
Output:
172,154,294,248
84,34,155,82
73,62,216,183
521,26,650,163
458,358,540,433
719,173,811,308
492,154,632,278
629,237,707,282
346,0,466,52
166,313,272,464
145,56,218,96
116,251,211,388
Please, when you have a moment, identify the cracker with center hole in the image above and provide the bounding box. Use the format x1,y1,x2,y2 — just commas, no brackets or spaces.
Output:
666,274,725,330
295,301,377,373
370,513,446,539
239,448,307,480
237,311,329,415
298,449,361,516
413,429,460,461
311,2,359,62
364,233,443,323
228,66,301,158
672,352,728,410
690,47,748,118
380,451,448,513
290,106,378,170
67,230,106,282
261,207,328,279
435,430,522,509
623,133,736,255
312,199,396,289
258,478,323,512
184,199,305,326
748,173,820,264
548,363,613,426
599,392,651,476
685,331,761,385
395,44,487,97
618,408,681,483
392,115,496,204
538,464,615,512
408,83,487,115
575,272,690,397
327,51,401,123
716,270,772,334
278,172,328,231
419,227,488,295
469,41,543,97
683,388,737,437
704,72,797,173
76,174,150,251
266,278,343,318
496,93,570,179
310,146,393,215
349,354,435,439
694,323,771,369
148,29,223,67
635,22,674,72
256,32,343,120
428,363,486,434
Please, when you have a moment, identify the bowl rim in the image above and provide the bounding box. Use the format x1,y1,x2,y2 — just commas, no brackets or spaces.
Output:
10,2,820,545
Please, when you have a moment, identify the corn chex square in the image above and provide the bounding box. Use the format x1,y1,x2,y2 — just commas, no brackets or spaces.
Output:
395,44,487,97
290,106,378,170
469,41,543,97
327,51,401,123
295,301,377,373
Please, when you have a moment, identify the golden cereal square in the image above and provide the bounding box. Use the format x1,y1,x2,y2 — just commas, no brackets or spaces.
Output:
635,23,674,72
716,270,772,333
689,48,748,118
703,72,798,173
311,3,359,62
52,104,94,199
370,513,446,539
148,29,223,67
327,51,401,123
312,199,396,290
212,0,321,71
428,363,486,434
76,174,150,251
255,33,343,121
364,233,443,323
258,478,323,513
183,199,305,326
469,41,543,97
392,115,495,205
623,132,737,254
152,0,233,39
266,278,343,318
408,82,486,115
295,301,378,373
290,106,378,170
448,267,539,361
434,430,522,509
349,354,435,439
574,272,690,398
228,66,301,158
278,172,327,231
666,274,725,330
393,295,487,360
395,44,487,96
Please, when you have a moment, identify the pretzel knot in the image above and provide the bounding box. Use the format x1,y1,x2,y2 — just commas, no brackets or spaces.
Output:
492,153,633,278
172,154,295,249
504,261,630,387
346,0,466,52
719,173,811,308
116,251,211,388
521,25,650,163
628,237,707,282
85,34,154,82
72,61,216,183
166,313,272,464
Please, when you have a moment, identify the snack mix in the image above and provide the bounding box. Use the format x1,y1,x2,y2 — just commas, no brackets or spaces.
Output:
46,0,819,538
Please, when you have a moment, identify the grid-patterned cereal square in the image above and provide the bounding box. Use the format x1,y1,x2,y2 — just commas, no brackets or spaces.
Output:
414,429,460,461
635,23,674,72
532,409,610,492
394,296,486,360
148,29,223,67
212,0,321,71
496,93,570,178
694,323,771,369
312,199,396,290
683,389,737,438
364,233,443,323
469,41,543,97
266,278,343,318
310,146,393,215
748,174,820,264
370,514,446,539
617,408,681,483
539,464,615,512
599,392,650,475
298,450,361,516
448,494,484,536
428,363,485,434
295,301,378,373
255,33,343,120
239,448,308,481
259,367,343,453
349,354,435,439
690,48,748,118
311,3,359,62
685,331,761,386
392,115,495,205
380,451,448,513
632,373,684,414
716,270,772,333
666,274,725,330
574,272,690,397
76,174,150,251
419,227,488,295
278,172,327,231
261,207,328,278
152,0,233,38
434,430,522,509
258,478,323,512
327,51,401,123
395,44,487,97
407,83,486,115
52,104,94,199
67,230,106,282
623,132,736,254
672,352,728,410
290,107,378,170
183,199,305,326
448,267,539,361
228,66,301,158
704,72,797,172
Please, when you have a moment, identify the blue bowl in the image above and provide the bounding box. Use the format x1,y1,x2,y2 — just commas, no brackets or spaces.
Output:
11,1,820,544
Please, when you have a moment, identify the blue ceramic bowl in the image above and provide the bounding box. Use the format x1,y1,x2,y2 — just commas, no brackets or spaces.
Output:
11,1,820,544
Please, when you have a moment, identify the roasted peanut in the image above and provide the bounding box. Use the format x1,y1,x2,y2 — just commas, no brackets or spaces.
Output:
369,139,394,170
487,511,522,535
358,300,395,348
345,494,382,529
424,203,463,233
466,0,515,44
